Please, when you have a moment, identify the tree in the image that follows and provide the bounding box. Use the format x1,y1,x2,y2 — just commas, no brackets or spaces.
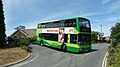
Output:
0,0,6,45
107,23,120,67
91,31,99,43
111,23,120,46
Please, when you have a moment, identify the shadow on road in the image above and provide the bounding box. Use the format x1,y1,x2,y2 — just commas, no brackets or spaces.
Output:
67,49,99,54
40,45,99,54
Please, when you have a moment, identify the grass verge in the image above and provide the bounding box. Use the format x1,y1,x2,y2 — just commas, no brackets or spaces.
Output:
0,47,30,66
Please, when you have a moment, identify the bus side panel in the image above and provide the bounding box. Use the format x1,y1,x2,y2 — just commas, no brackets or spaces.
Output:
79,45,91,52
36,34,91,53
75,17,80,32
40,40,81,53
42,40,62,49
36,29,42,44
66,46,80,53
36,38,44,44
36,40,40,44
66,44,80,53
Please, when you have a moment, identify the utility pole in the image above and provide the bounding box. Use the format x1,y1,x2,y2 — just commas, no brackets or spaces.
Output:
100,24,103,43
101,25,102,34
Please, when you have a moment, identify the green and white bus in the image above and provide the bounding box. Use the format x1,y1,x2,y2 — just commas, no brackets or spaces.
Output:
36,17,91,53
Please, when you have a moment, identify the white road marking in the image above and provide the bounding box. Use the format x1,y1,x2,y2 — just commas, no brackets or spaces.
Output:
102,51,108,67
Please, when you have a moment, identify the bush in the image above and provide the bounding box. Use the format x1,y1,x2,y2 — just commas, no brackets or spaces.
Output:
91,40,96,44
111,23,120,46
21,37,30,46
107,44,120,67
91,31,99,44
107,23,120,67
13,36,37,52
29,36,37,44
15,37,31,52
16,36,37,46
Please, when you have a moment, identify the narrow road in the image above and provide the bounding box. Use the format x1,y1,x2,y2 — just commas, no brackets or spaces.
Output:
11,44,109,67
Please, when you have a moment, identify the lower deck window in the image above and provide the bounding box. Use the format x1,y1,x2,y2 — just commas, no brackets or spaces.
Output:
78,34,91,45
70,34,77,44
39,33,58,41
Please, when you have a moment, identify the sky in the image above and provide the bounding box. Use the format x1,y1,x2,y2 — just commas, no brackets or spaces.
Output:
2,0,120,36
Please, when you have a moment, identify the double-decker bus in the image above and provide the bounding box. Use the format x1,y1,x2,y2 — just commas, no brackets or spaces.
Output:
36,17,91,53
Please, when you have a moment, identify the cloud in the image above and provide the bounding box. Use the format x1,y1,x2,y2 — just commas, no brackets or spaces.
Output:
3,0,23,10
99,17,120,23
106,1,120,12
24,10,73,29
40,10,73,21
91,21,112,36
91,16,119,36
80,12,98,17
102,0,111,4
3,0,119,36
79,11,107,17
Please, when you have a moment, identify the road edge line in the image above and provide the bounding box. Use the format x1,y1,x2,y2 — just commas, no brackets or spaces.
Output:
2,53,31,67
102,51,108,67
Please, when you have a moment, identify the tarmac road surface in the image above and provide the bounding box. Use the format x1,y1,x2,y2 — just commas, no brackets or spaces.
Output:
11,44,109,67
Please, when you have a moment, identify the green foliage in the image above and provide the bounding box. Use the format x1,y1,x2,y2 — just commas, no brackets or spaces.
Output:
0,0,6,45
15,36,36,52
15,37,30,52
29,36,37,44
19,37,30,47
16,36,37,46
91,31,99,43
107,23,120,67
111,23,120,36
107,44,120,67
111,23,120,45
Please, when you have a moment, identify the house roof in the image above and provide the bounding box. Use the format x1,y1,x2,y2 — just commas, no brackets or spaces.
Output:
11,29,36,37
104,36,111,40
21,29,36,37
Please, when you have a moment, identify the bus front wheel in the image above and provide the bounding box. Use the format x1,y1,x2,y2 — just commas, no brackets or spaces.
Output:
61,44,67,52
40,40,43,46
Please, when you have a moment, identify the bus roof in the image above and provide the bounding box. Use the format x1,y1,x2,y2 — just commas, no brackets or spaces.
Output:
38,20,59,23
37,17,89,24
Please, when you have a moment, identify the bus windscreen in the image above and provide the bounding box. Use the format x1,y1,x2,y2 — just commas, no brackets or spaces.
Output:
79,19,91,32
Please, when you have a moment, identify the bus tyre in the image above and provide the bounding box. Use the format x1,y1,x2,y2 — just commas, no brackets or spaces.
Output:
40,40,43,46
61,44,67,52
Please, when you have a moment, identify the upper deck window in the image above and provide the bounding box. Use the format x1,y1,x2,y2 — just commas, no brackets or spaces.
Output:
64,19,76,27
38,19,76,28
